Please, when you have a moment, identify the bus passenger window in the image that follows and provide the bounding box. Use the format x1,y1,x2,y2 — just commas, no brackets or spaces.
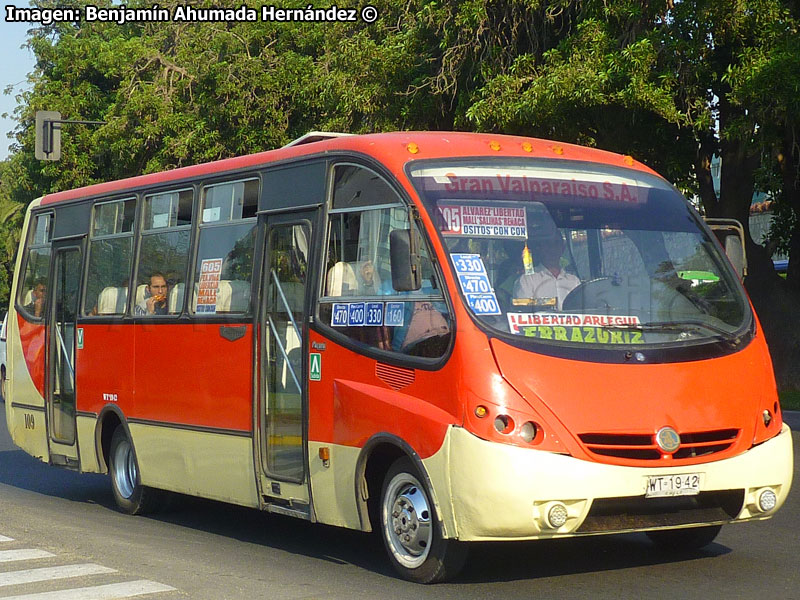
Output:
18,213,52,321
191,178,259,315
135,189,193,316
320,165,452,359
84,198,136,316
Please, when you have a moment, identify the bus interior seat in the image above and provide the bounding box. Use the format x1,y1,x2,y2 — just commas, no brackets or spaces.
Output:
135,284,147,307
215,280,251,313
169,283,185,313
326,261,379,296
326,262,356,296
97,286,128,315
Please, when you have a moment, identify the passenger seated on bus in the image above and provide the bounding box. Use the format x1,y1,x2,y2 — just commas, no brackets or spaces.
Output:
24,279,47,318
134,273,169,316
513,230,579,311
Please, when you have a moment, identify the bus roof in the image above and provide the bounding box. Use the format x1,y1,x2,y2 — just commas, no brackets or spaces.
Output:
40,131,660,206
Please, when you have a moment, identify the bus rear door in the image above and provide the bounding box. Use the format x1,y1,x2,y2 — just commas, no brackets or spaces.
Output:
46,240,84,468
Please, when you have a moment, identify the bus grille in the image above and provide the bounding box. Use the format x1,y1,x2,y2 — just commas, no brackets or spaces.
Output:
376,363,415,390
578,429,740,461
577,490,744,533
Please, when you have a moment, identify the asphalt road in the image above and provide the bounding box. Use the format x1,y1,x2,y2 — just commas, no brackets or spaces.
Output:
0,408,797,599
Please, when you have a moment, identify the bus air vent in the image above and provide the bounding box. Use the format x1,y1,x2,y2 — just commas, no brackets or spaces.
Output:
577,489,744,533
578,428,740,461
376,363,415,390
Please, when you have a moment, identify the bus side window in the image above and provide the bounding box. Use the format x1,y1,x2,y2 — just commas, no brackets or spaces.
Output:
191,178,258,315
320,165,452,359
84,198,136,316
17,212,53,321
135,189,194,316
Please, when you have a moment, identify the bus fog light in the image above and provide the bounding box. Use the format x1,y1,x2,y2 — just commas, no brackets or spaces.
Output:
758,489,777,512
520,421,537,443
547,502,568,528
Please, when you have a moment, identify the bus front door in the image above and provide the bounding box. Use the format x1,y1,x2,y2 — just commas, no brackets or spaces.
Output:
46,242,83,467
258,213,315,514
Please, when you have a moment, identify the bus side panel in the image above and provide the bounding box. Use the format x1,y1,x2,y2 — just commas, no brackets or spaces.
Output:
130,423,259,507
131,322,257,505
331,380,453,458
75,322,136,472
5,312,49,462
17,315,46,398
133,323,252,431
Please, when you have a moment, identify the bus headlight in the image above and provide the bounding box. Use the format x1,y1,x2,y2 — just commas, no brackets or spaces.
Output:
519,421,537,443
494,414,514,434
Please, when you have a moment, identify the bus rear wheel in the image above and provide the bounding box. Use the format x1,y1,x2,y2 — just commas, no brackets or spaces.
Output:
108,427,161,515
646,525,722,551
380,458,467,583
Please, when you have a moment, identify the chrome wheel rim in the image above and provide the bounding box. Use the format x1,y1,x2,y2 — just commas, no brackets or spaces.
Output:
383,471,433,569
112,438,136,499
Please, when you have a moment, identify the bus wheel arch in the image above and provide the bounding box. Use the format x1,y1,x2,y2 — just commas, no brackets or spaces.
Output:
355,434,466,582
95,405,128,474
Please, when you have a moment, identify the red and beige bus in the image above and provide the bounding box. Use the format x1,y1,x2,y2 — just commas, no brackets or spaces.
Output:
5,132,793,582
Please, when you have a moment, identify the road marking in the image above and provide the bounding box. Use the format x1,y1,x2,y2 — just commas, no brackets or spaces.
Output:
0,564,116,587
0,535,14,542
0,549,55,563
1,580,176,599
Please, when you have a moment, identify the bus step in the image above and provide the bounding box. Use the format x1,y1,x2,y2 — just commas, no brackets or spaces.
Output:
265,501,311,520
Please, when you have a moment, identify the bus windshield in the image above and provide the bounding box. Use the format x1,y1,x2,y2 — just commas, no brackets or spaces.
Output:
409,159,750,350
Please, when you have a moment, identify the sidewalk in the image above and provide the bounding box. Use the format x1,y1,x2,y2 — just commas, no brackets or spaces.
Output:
783,410,800,430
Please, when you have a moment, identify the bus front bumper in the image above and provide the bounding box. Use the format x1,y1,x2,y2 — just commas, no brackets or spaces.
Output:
427,424,793,542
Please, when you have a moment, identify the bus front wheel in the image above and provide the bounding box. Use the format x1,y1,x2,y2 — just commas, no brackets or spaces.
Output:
646,525,722,551
380,458,467,583
108,427,161,515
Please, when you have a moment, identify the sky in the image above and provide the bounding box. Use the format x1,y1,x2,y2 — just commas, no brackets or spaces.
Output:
0,19,36,162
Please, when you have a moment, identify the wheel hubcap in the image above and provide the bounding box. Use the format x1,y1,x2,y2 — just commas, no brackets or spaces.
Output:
112,439,137,499
384,473,433,568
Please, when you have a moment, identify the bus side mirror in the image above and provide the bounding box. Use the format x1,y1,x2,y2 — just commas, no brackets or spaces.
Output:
705,218,747,281
390,229,422,292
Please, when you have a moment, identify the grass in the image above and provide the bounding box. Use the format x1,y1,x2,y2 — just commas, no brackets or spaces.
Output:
779,390,800,411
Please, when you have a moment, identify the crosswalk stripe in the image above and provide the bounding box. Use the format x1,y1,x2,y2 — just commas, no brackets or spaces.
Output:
1,580,176,599
0,564,117,587
0,535,14,542
0,550,55,563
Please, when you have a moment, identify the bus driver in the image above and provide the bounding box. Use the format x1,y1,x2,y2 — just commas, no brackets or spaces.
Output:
513,230,579,311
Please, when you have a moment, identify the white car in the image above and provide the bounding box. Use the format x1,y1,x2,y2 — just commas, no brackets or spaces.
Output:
0,312,7,402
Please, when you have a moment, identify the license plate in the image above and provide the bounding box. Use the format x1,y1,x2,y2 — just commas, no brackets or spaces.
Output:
645,473,701,498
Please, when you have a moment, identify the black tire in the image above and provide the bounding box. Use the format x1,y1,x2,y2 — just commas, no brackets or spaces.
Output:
646,525,722,551
108,426,161,515
380,458,468,583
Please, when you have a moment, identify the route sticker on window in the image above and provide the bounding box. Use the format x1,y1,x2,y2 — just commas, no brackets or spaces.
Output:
451,253,501,315
384,302,405,326
332,303,349,326
197,258,223,314
437,203,527,239
507,312,643,344
347,302,366,326
365,302,384,326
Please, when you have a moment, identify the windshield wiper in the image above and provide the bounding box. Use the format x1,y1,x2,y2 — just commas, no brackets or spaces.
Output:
614,320,731,337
